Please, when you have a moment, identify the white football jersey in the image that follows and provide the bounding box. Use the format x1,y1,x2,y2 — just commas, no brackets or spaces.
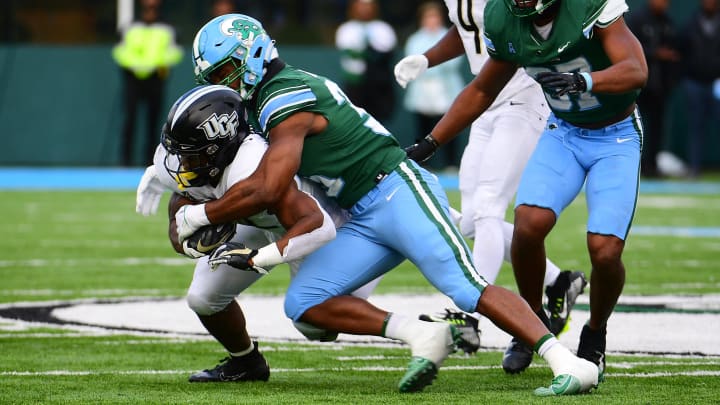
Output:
444,0,540,108
153,134,349,234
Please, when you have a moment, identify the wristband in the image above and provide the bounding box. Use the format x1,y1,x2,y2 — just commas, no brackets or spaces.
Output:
424,133,440,148
252,243,284,268
186,203,210,228
579,72,593,92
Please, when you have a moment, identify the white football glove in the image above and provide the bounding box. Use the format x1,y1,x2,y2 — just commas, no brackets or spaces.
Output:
394,54,429,88
175,203,210,242
135,165,166,216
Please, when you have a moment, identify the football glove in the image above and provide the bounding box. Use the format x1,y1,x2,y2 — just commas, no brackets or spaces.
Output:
394,54,429,88
535,72,588,97
175,204,210,242
136,165,166,216
208,242,269,274
404,134,439,163
181,223,237,258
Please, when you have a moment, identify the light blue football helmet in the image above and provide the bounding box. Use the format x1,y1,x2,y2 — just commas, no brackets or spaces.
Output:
192,14,276,101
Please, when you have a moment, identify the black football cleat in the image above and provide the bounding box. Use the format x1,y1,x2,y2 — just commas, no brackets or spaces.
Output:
545,270,588,336
189,341,270,382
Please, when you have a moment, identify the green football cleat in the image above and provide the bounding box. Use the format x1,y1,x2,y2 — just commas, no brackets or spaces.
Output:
533,374,584,396
398,357,439,393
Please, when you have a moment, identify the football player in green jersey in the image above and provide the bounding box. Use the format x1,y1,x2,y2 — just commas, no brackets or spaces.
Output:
174,13,600,395
405,0,648,388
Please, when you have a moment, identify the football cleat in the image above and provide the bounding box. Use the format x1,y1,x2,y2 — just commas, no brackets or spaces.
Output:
545,270,588,336
419,309,481,354
577,324,607,383
189,341,270,382
502,337,534,374
534,354,599,396
398,322,460,392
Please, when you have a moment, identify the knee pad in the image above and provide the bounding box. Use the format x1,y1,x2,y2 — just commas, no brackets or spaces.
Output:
293,321,339,342
186,292,229,316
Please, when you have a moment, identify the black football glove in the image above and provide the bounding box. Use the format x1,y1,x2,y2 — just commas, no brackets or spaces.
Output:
208,241,269,274
182,223,236,258
535,72,588,97
404,134,439,163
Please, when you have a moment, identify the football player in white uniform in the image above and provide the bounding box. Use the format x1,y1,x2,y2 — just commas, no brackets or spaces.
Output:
395,0,588,368
135,85,379,382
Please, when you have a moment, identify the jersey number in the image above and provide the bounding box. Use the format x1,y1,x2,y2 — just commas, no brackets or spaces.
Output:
302,77,392,198
526,57,601,112
456,0,482,54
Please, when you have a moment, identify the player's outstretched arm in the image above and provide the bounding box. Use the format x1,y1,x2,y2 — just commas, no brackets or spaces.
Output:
425,25,465,67
591,17,648,94
394,26,465,88
411,57,517,156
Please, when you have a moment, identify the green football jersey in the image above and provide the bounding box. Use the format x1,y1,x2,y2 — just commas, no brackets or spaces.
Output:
483,0,639,124
249,65,406,208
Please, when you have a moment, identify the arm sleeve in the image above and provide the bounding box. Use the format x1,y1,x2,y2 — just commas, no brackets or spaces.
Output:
252,194,336,268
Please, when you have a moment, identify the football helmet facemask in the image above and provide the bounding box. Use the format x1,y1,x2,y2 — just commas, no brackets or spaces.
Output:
503,0,559,17
161,85,248,188
192,14,277,101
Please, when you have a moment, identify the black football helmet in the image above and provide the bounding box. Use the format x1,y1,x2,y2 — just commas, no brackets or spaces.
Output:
161,85,248,188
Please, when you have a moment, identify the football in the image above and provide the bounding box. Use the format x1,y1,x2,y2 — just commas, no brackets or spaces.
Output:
182,222,237,258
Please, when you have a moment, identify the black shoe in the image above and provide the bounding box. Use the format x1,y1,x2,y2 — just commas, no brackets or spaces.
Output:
545,270,588,336
502,337,534,374
419,308,481,354
189,341,270,382
577,325,606,382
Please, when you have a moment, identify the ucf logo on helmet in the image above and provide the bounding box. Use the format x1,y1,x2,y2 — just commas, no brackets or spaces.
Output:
196,111,239,141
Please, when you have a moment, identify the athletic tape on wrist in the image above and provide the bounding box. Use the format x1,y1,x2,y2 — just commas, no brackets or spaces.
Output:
579,72,593,92
187,203,210,227
252,243,284,268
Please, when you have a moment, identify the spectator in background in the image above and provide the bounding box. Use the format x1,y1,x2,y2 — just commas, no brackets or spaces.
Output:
212,0,237,16
401,2,465,170
680,0,720,178
335,0,397,123
627,0,681,178
113,0,182,166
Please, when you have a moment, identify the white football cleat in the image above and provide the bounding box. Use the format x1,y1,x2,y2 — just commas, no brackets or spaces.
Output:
535,356,599,396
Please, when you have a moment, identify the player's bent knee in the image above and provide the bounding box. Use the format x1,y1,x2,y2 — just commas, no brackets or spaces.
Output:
293,321,339,342
186,292,228,316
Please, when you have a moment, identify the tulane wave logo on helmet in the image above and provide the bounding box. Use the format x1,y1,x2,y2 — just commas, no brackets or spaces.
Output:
220,16,265,42
192,14,276,101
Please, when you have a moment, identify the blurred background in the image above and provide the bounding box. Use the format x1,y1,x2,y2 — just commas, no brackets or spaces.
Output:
0,0,716,173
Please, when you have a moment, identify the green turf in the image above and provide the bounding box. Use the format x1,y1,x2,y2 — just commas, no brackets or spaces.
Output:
1,190,719,404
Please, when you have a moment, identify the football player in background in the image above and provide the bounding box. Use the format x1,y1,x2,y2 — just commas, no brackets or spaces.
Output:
405,0,647,385
136,84,384,382
394,0,588,366
174,13,599,394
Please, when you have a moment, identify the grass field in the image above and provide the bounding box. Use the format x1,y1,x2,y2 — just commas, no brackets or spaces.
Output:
1,187,720,404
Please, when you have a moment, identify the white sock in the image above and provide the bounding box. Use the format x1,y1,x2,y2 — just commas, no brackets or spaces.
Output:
383,313,414,342
544,259,562,288
384,313,451,365
229,342,254,358
537,335,578,376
